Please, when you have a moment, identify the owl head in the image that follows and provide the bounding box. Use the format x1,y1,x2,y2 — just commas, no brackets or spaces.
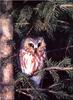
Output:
21,37,46,55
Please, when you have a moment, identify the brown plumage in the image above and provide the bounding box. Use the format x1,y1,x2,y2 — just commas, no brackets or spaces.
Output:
19,37,46,86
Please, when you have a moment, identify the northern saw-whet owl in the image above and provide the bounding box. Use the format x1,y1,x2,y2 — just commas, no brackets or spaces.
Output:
19,37,46,86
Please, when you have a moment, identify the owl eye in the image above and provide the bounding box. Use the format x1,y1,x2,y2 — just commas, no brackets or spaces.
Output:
29,43,34,48
38,42,41,47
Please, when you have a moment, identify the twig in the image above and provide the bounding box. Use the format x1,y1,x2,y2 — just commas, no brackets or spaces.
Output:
49,90,73,98
45,67,73,71
16,88,48,92
16,89,34,99
33,67,73,75
57,20,70,25
26,26,33,36
16,87,73,99
60,4,73,8
15,72,42,99
49,79,73,89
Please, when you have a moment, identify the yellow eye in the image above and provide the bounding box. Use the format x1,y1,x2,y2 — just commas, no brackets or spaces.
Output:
29,43,34,48
38,42,41,47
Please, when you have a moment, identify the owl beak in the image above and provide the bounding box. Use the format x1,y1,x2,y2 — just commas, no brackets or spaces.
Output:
34,45,37,53
34,48,37,53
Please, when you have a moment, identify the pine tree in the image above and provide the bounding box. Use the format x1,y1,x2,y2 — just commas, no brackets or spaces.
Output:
1,0,73,100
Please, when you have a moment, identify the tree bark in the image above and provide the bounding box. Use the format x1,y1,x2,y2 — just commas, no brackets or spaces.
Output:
0,15,14,100
0,0,14,98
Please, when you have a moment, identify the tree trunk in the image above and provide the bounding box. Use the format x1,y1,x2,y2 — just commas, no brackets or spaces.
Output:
0,0,14,99
0,15,14,100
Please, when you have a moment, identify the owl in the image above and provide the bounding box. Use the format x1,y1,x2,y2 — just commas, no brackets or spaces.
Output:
19,37,46,86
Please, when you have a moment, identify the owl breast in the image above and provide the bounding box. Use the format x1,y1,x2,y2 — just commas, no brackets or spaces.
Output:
19,49,46,75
